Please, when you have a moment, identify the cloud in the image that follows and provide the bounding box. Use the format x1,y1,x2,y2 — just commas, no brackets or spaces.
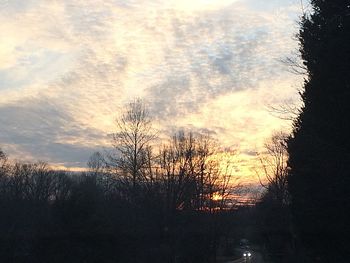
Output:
144,1,301,121
0,0,303,181
0,97,106,167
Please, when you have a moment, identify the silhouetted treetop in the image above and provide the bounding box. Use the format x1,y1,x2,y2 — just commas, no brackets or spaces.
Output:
288,0,350,260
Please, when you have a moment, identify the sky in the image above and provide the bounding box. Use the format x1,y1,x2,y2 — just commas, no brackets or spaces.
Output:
0,0,306,183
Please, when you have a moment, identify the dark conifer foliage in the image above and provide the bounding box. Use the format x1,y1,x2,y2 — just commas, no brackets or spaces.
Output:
287,0,350,261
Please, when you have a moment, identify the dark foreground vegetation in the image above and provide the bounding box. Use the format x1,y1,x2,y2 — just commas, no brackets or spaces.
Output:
0,1,349,262
0,126,242,263
256,1,350,262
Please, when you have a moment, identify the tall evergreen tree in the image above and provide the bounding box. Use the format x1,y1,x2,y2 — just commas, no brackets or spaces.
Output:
288,1,350,261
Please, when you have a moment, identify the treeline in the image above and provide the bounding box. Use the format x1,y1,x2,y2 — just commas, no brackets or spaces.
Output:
287,0,350,261
253,1,350,262
0,102,240,262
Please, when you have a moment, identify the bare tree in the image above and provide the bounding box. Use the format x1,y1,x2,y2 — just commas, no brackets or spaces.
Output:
109,99,157,192
0,148,6,162
157,131,238,212
87,151,118,197
256,131,289,205
0,149,8,177
279,55,308,76
0,149,10,198
157,131,196,212
266,99,302,121
214,151,240,210
87,152,105,176
52,171,72,202
7,162,57,202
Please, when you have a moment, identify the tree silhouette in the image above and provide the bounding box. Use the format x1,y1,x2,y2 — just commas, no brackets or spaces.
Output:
287,1,350,260
109,99,157,192
257,132,289,205
0,109,240,262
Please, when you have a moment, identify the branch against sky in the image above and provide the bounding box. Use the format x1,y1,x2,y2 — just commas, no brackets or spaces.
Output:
0,0,305,184
107,99,157,189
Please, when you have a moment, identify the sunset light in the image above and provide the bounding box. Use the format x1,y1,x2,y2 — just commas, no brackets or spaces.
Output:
211,192,223,201
1,0,348,262
0,0,303,186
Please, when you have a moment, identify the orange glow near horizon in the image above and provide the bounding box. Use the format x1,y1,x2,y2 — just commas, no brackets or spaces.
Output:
212,192,223,201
